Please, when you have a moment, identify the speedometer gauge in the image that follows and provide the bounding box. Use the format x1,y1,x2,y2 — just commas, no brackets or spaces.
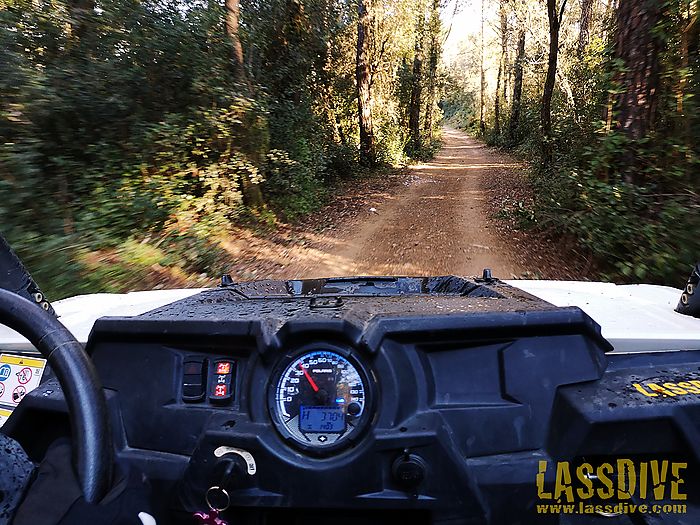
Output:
268,347,374,453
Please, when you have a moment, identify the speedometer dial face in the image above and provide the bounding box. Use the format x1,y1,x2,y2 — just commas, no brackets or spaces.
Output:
269,349,372,452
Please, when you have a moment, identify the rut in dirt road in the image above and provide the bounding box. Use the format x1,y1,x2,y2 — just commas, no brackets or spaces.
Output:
311,127,527,279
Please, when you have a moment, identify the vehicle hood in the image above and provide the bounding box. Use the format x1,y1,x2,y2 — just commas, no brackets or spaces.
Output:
0,280,697,354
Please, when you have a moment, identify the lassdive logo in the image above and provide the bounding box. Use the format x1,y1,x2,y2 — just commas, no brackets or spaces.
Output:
632,379,700,398
536,460,687,516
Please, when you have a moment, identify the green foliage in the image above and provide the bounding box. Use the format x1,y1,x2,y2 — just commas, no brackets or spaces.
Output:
532,165,699,284
0,0,445,297
263,149,326,220
408,135,444,162
496,198,538,229
442,79,478,131
444,0,699,286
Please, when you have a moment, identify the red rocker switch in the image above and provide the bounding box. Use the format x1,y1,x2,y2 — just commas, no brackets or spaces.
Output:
209,360,234,404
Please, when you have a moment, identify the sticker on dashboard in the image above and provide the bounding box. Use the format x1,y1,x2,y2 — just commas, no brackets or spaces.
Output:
0,354,46,425
632,379,700,399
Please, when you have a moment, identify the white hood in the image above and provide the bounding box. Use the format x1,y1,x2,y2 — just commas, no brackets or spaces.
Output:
0,281,698,354
504,280,700,353
0,288,205,352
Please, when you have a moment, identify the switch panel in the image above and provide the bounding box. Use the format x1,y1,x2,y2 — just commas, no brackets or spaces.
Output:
209,359,234,404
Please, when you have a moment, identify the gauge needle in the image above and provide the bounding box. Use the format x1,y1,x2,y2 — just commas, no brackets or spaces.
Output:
299,364,319,392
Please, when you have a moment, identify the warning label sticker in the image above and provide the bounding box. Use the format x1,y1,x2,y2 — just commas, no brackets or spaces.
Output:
0,354,46,425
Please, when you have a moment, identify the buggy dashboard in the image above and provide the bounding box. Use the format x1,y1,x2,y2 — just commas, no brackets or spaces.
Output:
4,276,700,524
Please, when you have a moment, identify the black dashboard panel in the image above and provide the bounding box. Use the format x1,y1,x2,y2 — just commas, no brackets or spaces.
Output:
7,276,700,524
88,277,612,523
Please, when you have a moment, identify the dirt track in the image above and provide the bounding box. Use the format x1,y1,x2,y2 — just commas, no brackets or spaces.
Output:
307,127,525,279
214,125,586,284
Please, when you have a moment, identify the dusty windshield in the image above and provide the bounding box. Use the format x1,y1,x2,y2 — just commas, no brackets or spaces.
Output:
0,0,697,298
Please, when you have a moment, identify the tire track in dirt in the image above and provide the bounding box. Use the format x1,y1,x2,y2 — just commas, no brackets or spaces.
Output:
217,126,589,284
307,126,526,279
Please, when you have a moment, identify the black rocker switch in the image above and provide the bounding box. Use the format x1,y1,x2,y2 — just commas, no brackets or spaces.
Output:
182,357,207,402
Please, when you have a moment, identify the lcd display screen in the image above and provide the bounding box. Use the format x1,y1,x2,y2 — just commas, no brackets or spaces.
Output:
299,406,345,433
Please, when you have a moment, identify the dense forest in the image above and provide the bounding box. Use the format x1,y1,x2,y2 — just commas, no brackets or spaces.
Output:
0,0,442,297
1,0,698,298
445,0,699,284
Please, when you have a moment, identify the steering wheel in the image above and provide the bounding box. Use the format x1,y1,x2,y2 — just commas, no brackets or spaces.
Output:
0,289,113,504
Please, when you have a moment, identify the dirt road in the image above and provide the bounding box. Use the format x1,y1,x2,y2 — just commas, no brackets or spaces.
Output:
217,126,576,284
307,127,525,279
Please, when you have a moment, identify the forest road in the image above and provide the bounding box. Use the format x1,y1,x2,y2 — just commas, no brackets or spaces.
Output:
308,126,526,279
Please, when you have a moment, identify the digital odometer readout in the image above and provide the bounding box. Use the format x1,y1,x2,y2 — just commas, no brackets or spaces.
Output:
299,406,345,433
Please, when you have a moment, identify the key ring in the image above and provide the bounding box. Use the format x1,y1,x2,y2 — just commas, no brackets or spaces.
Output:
205,486,230,512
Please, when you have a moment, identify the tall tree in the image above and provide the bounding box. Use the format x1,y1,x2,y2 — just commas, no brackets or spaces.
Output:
503,14,510,108
68,0,95,41
508,29,525,143
494,0,508,136
610,0,661,140
357,0,376,165
225,0,262,206
677,0,698,142
577,0,593,56
541,0,567,167
479,0,486,134
225,0,247,83
408,7,425,151
608,0,662,181
62,0,98,232
423,0,441,139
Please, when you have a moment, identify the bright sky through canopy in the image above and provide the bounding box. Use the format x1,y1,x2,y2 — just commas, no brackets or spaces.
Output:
441,0,481,64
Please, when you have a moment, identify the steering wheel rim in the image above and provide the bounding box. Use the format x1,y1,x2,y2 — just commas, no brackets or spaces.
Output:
0,289,113,503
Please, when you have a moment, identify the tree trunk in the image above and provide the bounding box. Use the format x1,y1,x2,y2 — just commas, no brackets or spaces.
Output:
494,1,507,137
577,0,593,56
509,30,525,143
67,0,95,41
678,1,698,142
608,0,662,182
423,0,440,139
423,44,437,139
556,69,575,107
225,0,262,206
676,1,696,131
408,15,424,152
541,0,566,168
357,0,376,166
503,27,510,106
609,0,661,141
62,0,96,230
479,0,486,135
225,0,248,84
494,73,501,137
